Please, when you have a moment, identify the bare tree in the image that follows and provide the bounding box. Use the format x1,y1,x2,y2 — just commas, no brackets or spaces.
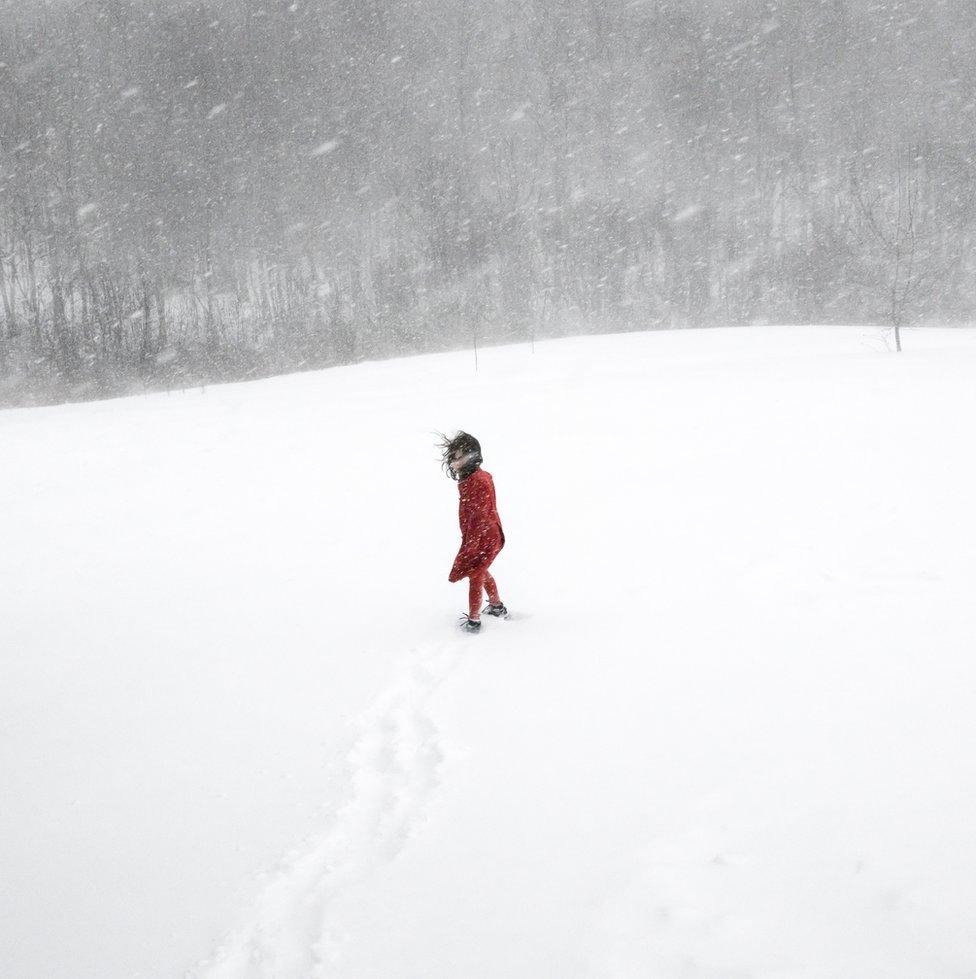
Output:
850,144,975,351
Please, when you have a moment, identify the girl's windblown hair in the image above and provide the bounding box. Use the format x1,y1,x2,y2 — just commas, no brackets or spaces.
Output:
438,431,483,480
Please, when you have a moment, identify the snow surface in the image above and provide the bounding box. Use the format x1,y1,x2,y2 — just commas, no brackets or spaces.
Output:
3,326,976,978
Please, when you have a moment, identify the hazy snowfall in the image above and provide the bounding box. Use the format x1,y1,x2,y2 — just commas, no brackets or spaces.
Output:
4,0,976,975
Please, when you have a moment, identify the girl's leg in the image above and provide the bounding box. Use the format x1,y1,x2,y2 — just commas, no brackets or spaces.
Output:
468,570,486,620
483,571,501,607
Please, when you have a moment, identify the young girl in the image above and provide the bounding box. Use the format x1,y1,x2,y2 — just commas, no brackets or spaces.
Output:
439,431,507,633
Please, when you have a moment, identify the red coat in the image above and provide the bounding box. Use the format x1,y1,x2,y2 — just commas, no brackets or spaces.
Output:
448,468,505,582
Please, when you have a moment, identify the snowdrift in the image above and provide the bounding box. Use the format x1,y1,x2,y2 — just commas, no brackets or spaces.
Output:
3,326,976,978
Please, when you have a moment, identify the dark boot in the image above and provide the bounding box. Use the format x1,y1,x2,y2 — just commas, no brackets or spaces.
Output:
482,602,509,618
459,616,482,634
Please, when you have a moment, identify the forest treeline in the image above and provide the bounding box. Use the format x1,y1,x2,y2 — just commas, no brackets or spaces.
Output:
1,0,974,405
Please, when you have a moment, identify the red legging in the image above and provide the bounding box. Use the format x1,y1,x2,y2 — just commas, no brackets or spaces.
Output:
468,567,501,620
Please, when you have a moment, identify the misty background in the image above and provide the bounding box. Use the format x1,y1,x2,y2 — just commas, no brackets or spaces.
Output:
0,0,974,406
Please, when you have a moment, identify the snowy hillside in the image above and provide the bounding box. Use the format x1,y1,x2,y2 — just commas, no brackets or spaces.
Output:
4,326,976,978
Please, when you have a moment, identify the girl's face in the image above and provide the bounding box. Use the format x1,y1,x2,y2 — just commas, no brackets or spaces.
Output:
450,449,474,475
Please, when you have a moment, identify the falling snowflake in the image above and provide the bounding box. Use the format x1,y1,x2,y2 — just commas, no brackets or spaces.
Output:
674,205,702,223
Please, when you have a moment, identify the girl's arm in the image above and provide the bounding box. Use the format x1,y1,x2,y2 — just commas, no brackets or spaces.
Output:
460,476,494,538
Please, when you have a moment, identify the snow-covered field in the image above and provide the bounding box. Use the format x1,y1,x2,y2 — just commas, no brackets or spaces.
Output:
3,326,976,978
